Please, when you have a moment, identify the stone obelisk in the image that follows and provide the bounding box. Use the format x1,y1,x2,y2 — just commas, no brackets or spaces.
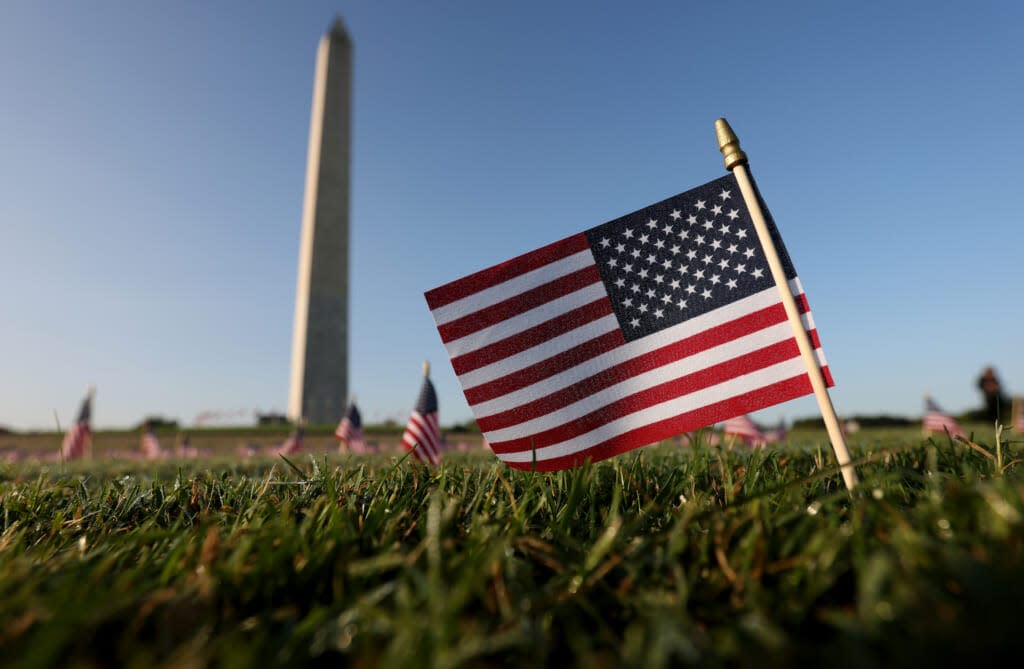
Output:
288,18,352,424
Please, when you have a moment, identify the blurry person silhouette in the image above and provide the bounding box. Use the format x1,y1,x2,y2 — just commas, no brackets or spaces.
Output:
976,367,1006,423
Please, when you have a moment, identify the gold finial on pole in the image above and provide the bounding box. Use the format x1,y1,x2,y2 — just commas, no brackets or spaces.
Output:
715,118,748,171
422,360,430,377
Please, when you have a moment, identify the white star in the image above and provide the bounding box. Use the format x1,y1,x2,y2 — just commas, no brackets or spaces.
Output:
718,224,731,235
718,258,730,270
646,218,658,229
676,298,688,309
735,264,746,274
695,234,706,245
693,268,706,280
615,243,626,253
600,237,610,247
654,239,665,250
623,263,633,273
727,209,740,221
661,258,673,270
669,278,681,290
726,243,738,255
662,224,674,235
702,220,715,231
719,189,731,200
686,249,698,260
630,317,640,328
660,294,673,305
631,248,641,258
678,229,690,241
695,199,706,211
726,278,738,289
638,268,649,279
702,254,714,265
670,209,682,221
606,257,618,268
630,283,641,292
678,265,689,275
685,284,697,295
752,267,764,279
639,233,650,244
701,288,713,299
711,239,722,251
654,274,664,284
639,303,649,313
686,214,698,225
645,288,656,298
737,229,748,239
670,244,681,255
743,247,755,259
622,297,633,308
614,277,626,288
654,308,664,319
623,228,634,239
712,204,723,215
646,253,657,264
710,274,721,285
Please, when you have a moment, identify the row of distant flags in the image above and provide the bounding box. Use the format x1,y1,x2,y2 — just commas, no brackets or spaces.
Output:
58,379,1018,463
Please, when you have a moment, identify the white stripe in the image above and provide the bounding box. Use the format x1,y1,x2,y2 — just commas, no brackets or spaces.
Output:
405,412,441,461
456,314,619,389
460,284,805,392
496,357,808,462
443,282,606,359
481,322,801,441
473,320,796,420
431,250,595,326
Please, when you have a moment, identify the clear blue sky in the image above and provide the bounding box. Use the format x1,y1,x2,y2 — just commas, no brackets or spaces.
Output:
2,1,1022,430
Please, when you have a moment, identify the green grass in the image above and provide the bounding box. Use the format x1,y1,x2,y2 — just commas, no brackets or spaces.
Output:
1,429,1022,668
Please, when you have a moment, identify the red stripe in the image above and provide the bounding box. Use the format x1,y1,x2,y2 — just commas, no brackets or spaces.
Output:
475,304,800,432
487,339,803,454
451,298,614,375
425,234,591,310
438,265,601,343
463,329,626,405
503,375,813,471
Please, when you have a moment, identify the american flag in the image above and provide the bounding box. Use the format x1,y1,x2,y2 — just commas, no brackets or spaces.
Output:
276,425,304,455
335,400,367,453
401,372,442,465
61,389,93,461
922,396,966,438
140,425,164,459
722,414,768,447
425,174,830,471
1013,397,1024,432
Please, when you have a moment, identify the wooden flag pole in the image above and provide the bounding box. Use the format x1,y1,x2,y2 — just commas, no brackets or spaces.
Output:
715,118,858,491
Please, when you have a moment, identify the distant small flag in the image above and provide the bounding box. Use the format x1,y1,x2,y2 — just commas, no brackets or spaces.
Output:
140,425,164,459
276,425,304,455
765,419,789,444
335,400,367,453
722,414,768,447
425,174,830,471
401,364,442,465
922,396,966,438
1011,396,1024,432
61,389,93,460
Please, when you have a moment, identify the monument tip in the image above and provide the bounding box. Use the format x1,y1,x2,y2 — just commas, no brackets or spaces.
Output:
329,15,350,39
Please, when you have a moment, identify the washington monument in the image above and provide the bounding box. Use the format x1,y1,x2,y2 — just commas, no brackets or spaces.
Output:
288,18,352,424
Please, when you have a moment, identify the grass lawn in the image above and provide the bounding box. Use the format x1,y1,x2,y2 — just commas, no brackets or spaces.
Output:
1,426,1022,667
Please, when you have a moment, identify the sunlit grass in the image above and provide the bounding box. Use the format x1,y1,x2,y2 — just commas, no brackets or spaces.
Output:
1,429,1022,667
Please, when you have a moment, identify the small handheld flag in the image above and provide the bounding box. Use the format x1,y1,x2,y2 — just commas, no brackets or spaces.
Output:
140,424,164,459
276,424,304,456
401,362,442,465
61,387,94,461
922,395,966,438
335,399,367,453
